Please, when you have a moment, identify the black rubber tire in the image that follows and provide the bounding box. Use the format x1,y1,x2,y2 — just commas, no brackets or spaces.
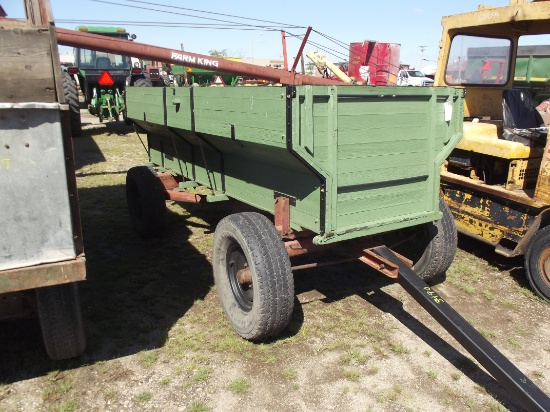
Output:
36,282,86,360
388,198,457,282
212,212,294,340
126,166,166,239
411,198,457,281
524,226,550,302
134,75,153,87
174,74,184,87
61,72,81,137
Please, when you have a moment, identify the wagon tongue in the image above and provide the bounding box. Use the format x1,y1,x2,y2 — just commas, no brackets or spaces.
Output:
98,70,115,86
372,246,550,411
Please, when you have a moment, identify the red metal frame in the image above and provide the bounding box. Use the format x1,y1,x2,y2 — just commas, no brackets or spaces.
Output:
288,27,312,85
285,237,324,257
274,195,292,237
357,248,402,279
52,26,340,86
156,172,205,203
281,31,289,71
157,172,179,190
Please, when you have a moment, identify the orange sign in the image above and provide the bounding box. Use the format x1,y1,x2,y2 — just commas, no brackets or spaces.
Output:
212,75,225,85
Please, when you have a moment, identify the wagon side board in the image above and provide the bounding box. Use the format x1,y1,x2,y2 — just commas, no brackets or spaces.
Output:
126,85,463,244
1,26,58,104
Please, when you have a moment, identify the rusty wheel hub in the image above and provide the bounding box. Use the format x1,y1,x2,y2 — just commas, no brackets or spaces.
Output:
538,248,550,285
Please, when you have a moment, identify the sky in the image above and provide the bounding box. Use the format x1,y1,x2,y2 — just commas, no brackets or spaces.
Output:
3,0,516,69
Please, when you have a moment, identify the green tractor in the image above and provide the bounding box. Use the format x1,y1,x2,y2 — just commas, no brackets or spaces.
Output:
65,26,148,135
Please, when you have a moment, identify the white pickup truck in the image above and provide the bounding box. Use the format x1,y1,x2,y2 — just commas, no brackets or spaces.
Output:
396,69,434,86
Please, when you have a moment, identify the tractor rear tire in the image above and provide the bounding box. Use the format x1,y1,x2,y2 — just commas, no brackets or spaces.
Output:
134,75,153,88
62,72,81,137
36,282,86,360
524,226,550,302
212,212,294,341
174,74,184,87
126,166,166,239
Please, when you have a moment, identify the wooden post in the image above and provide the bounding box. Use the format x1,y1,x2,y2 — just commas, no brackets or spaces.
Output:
23,0,64,104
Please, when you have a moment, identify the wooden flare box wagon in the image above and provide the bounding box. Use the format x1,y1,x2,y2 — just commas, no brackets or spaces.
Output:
125,84,464,340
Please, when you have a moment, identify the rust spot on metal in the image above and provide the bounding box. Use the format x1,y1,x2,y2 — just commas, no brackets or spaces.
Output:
355,247,413,279
166,191,207,203
442,173,546,208
357,249,399,278
274,195,292,237
285,237,326,257
236,267,252,284
156,172,179,190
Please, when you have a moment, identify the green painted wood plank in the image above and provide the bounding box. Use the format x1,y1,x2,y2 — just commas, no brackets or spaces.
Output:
127,84,463,244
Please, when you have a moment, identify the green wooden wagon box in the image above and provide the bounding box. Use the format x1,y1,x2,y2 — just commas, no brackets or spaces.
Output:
125,84,463,340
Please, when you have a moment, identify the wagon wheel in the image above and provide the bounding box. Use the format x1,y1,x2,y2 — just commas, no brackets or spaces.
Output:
36,282,86,360
386,198,457,283
212,212,294,340
126,166,166,239
524,226,550,302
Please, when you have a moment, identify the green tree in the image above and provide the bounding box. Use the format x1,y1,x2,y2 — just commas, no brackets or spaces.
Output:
209,49,228,57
